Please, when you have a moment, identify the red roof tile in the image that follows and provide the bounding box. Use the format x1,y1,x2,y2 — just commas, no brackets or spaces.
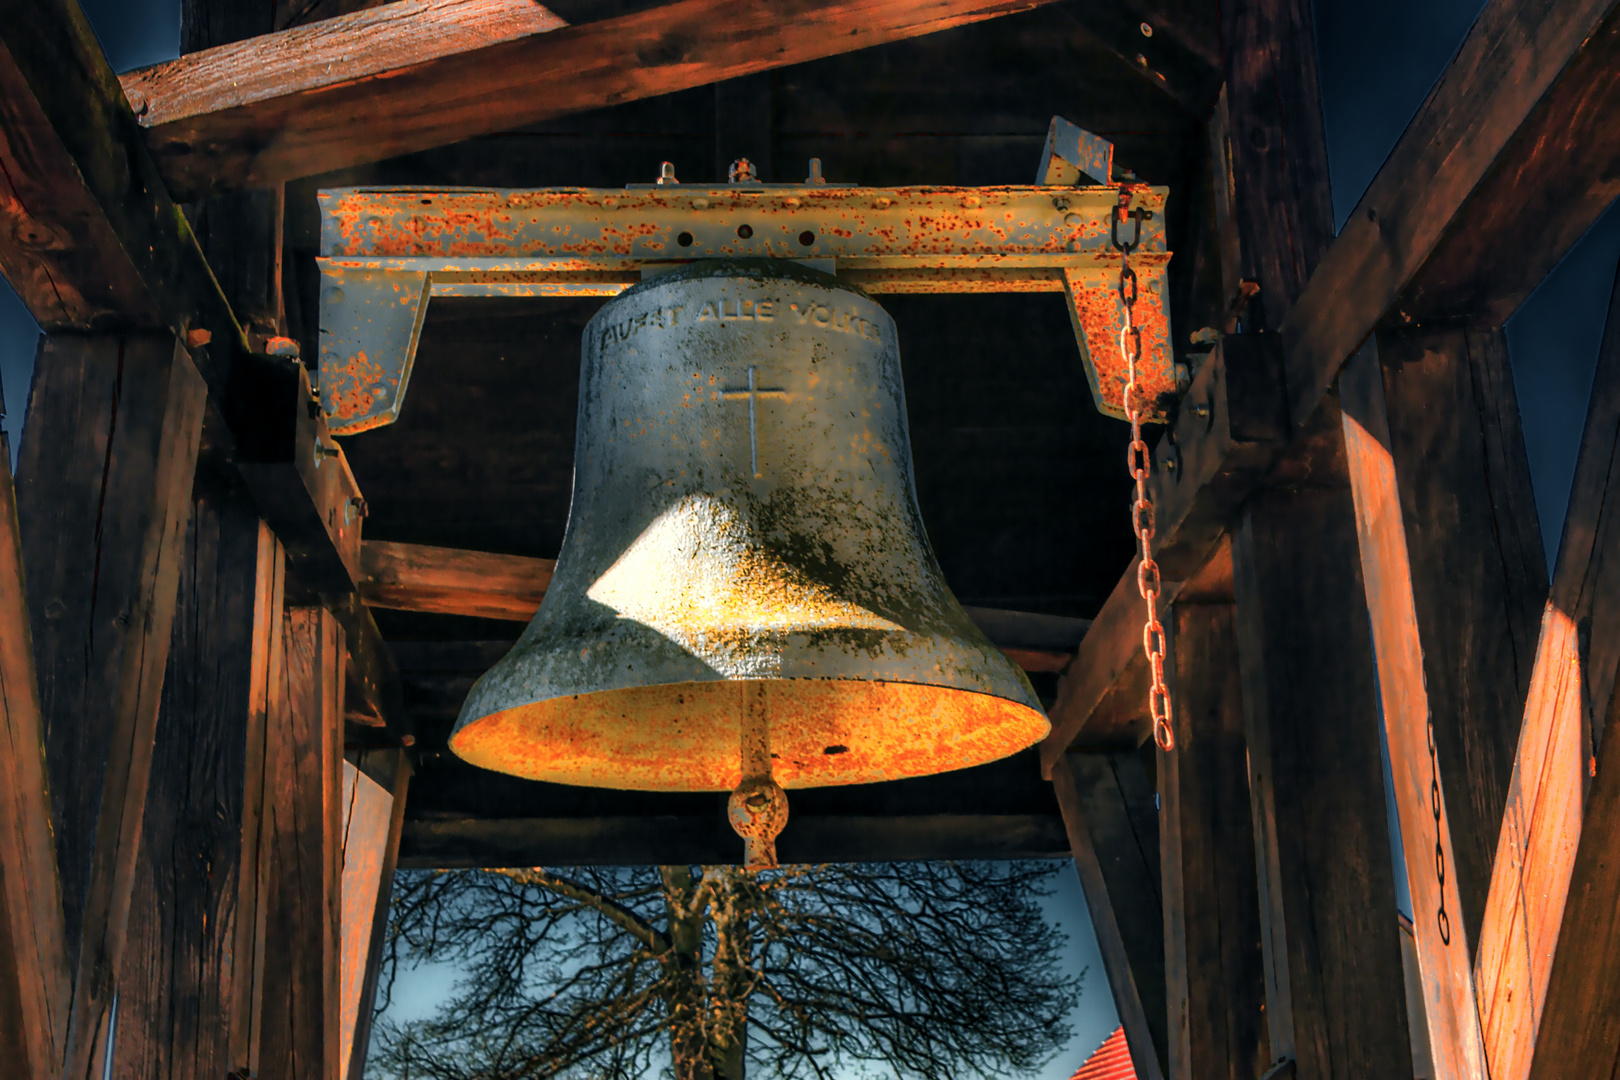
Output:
1068,1026,1137,1080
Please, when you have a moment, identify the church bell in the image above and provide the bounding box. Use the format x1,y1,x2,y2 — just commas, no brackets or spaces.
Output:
450,260,1048,853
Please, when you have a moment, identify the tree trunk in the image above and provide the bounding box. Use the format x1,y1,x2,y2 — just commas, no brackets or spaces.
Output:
660,867,750,1080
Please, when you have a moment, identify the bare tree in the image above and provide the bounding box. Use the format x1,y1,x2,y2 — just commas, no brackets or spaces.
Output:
369,860,1082,1080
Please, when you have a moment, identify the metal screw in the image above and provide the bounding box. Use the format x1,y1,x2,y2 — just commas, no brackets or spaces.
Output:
657,161,679,185
806,157,826,184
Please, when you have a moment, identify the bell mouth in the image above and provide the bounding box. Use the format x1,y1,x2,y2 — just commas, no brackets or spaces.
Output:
448,678,1050,791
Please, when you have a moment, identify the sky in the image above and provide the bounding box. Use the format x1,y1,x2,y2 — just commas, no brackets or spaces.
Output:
5,0,1617,1076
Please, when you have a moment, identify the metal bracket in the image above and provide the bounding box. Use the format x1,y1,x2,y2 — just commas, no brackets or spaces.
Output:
316,130,1176,434
318,264,430,433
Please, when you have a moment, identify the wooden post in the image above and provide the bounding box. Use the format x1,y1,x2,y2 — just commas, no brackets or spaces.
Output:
1359,326,1546,951
1161,594,1269,1080
340,749,411,1080
1232,471,1415,1079
1052,752,1166,1080
14,333,207,1080
1339,342,1490,1078
0,374,70,1080
1494,250,1620,1080
259,606,344,1080
110,488,287,1080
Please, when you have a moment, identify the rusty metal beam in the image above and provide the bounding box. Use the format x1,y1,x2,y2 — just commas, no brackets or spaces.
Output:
123,0,1075,201
317,182,1175,432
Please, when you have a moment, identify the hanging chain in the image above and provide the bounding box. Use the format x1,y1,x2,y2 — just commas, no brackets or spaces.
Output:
1429,710,1451,944
1114,192,1174,753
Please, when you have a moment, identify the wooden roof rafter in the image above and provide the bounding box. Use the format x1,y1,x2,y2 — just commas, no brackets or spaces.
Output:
119,0,1225,201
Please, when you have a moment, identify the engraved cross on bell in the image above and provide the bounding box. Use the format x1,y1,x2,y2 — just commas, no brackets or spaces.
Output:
718,365,787,477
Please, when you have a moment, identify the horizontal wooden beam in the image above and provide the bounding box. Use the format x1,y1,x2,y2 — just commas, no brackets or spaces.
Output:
1044,0,1620,762
363,540,1082,672
400,812,1068,866
361,540,554,622
125,0,1068,200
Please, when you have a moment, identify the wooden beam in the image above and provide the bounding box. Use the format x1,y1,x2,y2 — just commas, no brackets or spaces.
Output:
338,753,401,1080
1280,0,1620,425
400,812,1068,868
1359,326,1545,956
259,607,344,1080
111,483,280,1080
1161,600,1269,1080
1339,343,1490,1078
15,333,208,1080
124,0,1070,199
361,539,553,622
1049,0,1620,764
343,749,410,1080
1052,752,1166,1080
0,386,68,1080
1497,250,1620,1080
1231,474,1414,1078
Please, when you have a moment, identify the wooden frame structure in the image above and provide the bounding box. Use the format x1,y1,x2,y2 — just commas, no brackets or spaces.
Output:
1,0,1619,1077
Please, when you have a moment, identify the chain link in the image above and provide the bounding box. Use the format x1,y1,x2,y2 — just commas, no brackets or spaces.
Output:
1114,192,1174,753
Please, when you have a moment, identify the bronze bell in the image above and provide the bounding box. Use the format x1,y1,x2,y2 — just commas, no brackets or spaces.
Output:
450,260,1048,858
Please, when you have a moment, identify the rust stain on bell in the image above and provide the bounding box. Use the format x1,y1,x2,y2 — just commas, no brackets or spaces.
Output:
451,260,1049,791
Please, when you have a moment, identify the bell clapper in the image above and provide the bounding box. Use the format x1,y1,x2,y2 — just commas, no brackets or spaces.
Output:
728,683,788,868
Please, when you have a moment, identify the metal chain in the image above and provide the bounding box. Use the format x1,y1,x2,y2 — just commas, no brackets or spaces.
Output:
1114,192,1174,753
1429,711,1451,944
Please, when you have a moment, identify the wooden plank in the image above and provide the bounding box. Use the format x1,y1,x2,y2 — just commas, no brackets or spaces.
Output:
1231,469,1414,1078
231,523,285,1078
0,0,242,348
1508,250,1620,1080
14,333,208,1080
400,812,1069,867
1339,343,1489,1080
125,0,1071,199
338,756,395,1078
1366,326,1545,957
1217,0,1335,334
0,382,68,1080
1279,0,1620,427
1161,601,1269,1080
259,607,344,1080
110,481,274,1080
360,539,553,622
1472,604,1583,1080
1051,752,1166,1080
344,750,410,1080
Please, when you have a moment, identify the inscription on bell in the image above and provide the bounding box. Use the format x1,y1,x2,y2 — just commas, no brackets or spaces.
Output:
598,304,684,349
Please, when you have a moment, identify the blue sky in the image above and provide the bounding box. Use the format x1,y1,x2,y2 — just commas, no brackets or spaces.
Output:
5,0,1616,1075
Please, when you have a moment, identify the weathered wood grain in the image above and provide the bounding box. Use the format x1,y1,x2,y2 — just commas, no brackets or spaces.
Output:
344,749,410,1080
338,756,394,1078
1161,602,1268,1080
1517,249,1620,1080
1217,0,1334,334
230,523,285,1077
360,539,554,622
0,0,243,352
1339,343,1489,1080
1367,326,1545,955
1052,752,1166,1080
15,334,207,1080
259,607,344,1080
110,481,268,1080
1280,0,1620,426
1473,604,1583,1080
0,379,68,1080
127,0,1071,198
1231,473,1414,1079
